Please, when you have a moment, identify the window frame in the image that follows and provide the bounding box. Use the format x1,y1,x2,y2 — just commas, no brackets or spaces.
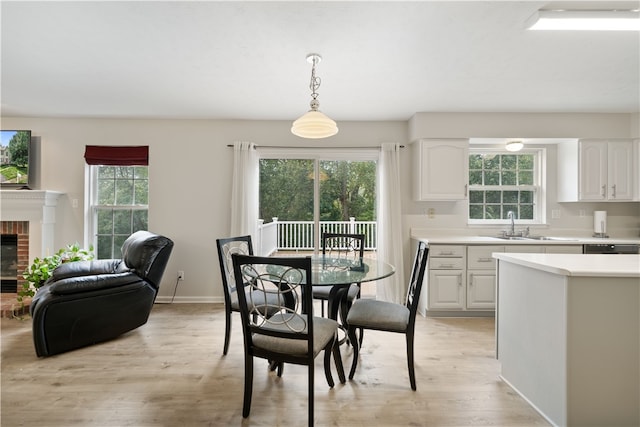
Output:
467,147,547,226
84,164,149,258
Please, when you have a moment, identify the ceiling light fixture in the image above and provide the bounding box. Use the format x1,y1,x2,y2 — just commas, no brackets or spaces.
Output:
291,53,338,139
505,140,524,152
527,9,640,31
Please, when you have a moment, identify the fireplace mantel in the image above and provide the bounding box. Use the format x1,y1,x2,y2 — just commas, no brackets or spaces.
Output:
1,190,64,258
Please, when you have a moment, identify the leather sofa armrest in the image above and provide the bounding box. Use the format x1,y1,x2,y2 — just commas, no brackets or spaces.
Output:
51,260,130,281
48,272,141,295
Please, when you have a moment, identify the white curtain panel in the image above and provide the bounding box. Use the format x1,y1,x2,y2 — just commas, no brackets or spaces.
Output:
376,143,405,303
230,141,259,241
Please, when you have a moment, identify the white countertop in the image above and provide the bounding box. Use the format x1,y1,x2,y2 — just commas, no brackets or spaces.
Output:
411,235,640,245
493,253,640,277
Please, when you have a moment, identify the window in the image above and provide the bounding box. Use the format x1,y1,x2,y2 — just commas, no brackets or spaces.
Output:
468,149,544,224
85,146,149,259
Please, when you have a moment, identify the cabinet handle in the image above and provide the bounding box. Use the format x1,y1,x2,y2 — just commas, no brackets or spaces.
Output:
438,251,454,256
477,258,492,262
611,184,616,198
469,273,474,284
439,264,455,268
601,185,606,198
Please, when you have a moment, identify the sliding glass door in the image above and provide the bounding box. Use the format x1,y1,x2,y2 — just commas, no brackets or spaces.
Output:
259,149,377,253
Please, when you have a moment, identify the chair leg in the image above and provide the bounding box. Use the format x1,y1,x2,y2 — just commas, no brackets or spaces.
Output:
242,354,254,417
407,331,416,391
308,357,315,427
347,326,360,380
323,340,336,387
223,307,232,355
330,334,345,383
320,300,325,317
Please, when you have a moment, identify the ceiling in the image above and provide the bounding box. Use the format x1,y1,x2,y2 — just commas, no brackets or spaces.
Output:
1,1,639,122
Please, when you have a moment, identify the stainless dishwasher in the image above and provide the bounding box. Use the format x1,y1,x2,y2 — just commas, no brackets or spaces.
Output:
583,244,639,254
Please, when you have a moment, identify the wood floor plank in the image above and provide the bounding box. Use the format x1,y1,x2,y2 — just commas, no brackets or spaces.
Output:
1,303,550,426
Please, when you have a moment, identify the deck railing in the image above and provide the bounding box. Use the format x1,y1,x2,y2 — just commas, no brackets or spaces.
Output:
256,217,377,256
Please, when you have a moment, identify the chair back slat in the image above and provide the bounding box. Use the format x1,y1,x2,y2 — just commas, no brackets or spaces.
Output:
406,241,429,321
216,235,253,295
232,255,313,350
322,232,365,260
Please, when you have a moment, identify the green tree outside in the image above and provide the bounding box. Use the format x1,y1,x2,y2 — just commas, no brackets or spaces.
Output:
259,159,377,222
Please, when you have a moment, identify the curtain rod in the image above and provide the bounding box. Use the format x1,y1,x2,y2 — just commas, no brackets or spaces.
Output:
226,144,405,149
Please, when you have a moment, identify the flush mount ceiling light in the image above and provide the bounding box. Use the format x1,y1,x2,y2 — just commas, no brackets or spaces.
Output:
291,53,338,139
527,9,640,31
505,140,524,152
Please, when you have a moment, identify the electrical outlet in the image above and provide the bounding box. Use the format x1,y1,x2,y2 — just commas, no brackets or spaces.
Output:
428,208,435,219
177,271,185,281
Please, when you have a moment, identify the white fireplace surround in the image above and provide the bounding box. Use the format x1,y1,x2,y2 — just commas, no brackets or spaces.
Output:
1,190,63,259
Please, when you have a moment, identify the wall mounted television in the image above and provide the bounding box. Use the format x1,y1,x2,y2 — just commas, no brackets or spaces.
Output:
1,130,33,189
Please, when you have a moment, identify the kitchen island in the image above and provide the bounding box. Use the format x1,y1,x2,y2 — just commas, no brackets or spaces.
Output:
493,253,640,427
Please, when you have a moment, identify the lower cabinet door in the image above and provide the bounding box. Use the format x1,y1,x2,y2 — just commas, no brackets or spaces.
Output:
428,270,465,309
467,271,496,309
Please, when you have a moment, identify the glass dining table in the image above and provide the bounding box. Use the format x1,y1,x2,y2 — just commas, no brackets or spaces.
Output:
275,255,395,326
311,255,395,328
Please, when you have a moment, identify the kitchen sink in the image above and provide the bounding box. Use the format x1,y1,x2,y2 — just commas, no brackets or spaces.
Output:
494,236,530,240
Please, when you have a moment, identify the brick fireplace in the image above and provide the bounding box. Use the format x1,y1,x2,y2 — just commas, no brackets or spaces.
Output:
1,221,29,293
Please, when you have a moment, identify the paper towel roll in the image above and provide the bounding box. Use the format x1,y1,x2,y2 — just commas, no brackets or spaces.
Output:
594,211,607,235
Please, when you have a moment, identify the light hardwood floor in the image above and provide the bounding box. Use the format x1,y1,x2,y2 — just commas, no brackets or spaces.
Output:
1,303,549,426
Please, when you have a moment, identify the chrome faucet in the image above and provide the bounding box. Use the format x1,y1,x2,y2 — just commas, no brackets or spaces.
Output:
507,210,516,236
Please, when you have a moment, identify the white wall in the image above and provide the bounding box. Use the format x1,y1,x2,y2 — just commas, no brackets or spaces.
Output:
0,117,406,302
1,113,638,302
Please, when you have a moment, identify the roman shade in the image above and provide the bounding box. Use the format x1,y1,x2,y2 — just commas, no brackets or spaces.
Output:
84,146,148,166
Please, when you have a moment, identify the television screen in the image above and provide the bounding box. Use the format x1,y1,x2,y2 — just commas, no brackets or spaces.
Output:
1,130,32,188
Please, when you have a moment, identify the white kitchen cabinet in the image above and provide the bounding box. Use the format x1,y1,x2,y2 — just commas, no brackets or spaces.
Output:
467,271,497,309
544,245,583,254
504,245,544,253
557,139,634,202
634,139,640,201
427,245,466,310
429,270,465,309
412,139,468,201
466,246,504,310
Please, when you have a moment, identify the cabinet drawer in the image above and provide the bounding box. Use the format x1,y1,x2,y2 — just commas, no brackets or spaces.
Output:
429,245,465,257
429,257,465,270
467,246,503,269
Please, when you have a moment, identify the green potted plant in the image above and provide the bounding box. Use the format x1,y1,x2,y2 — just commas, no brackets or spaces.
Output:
18,243,95,305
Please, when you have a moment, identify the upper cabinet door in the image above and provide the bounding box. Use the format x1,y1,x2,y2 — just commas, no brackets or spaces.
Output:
412,139,469,201
607,141,633,200
579,140,608,200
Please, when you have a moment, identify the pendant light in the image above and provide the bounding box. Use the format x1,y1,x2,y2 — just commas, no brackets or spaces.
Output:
291,53,338,139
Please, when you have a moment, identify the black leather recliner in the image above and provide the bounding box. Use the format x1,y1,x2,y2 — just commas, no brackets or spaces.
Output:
30,231,174,357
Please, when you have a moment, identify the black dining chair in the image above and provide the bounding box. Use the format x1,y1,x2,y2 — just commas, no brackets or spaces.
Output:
312,232,364,317
346,241,429,390
216,235,295,355
231,254,345,425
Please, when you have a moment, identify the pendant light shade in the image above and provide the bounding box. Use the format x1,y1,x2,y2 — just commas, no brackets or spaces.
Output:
291,110,338,139
291,53,338,139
